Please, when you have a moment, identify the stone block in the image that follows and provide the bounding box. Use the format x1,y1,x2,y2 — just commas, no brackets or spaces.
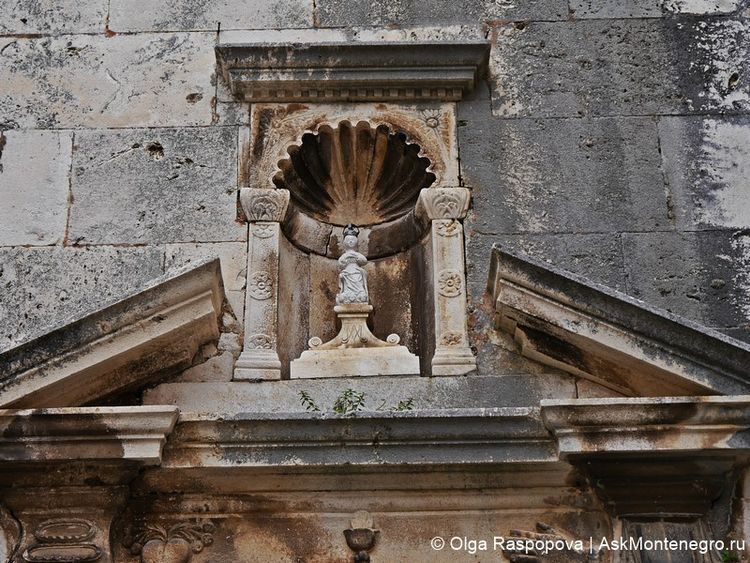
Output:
488,18,750,117
315,0,568,27
109,0,312,32
0,246,164,351
0,0,107,34
165,241,247,320
0,130,71,246
571,0,748,18
0,33,215,129
69,127,243,245
458,109,669,234
622,230,750,329
659,116,750,230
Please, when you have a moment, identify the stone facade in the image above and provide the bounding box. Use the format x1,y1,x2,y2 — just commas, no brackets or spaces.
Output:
1,0,749,561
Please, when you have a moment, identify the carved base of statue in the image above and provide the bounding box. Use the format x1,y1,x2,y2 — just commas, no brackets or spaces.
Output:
290,304,420,379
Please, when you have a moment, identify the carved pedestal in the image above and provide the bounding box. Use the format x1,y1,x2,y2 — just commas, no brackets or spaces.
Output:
416,187,477,376
234,188,290,381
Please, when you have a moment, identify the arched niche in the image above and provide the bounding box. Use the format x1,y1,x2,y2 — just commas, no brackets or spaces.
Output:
235,106,475,380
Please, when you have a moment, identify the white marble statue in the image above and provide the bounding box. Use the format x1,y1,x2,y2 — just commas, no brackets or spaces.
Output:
336,224,369,305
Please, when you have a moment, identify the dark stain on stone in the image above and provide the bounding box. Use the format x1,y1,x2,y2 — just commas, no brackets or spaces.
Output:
145,142,164,160
0,131,6,174
186,92,203,104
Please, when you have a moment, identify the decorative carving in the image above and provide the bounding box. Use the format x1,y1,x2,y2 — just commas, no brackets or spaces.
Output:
252,223,275,238
124,520,215,563
437,270,462,297
248,334,273,349
502,522,601,563
23,519,101,563
440,332,463,346
416,187,471,220
239,188,290,222
336,225,369,305
248,271,273,300
421,108,441,128
274,122,434,227
344,511,379,563
435,219,460,237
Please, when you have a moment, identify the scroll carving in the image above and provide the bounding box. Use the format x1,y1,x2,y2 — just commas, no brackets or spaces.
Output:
240,188,290,222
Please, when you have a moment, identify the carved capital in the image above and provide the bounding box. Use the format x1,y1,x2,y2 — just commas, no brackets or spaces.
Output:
415,187,470,221
124,519,215,563
240,188,290,222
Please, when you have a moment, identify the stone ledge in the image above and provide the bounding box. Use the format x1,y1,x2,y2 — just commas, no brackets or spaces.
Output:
215,41,490,102
0,406,179,465
161,408,556,468
0,259,224,408
488,245,750,397
541,396,750,455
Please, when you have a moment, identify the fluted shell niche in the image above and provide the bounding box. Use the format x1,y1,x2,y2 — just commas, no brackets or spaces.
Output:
274,120,435,230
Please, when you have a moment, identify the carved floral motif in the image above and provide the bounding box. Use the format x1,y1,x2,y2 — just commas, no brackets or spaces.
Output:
440,332,463,346
435,219,460,237
124,520,215,563
421,108,441,129
239,188,290,222
248,334,273,349
248,271,273,300
416,187,470,220
437,270,462,297
252,223,275,238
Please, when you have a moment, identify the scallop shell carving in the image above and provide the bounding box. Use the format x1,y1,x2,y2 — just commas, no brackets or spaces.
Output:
273,121,436,227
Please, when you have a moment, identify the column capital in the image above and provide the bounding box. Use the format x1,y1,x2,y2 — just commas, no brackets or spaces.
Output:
239,188,290,223
415,187,471,221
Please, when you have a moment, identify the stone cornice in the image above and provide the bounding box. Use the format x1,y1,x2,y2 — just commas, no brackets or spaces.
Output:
488,245,750,397
0,260,224,408
160,408,556,469
541,396,750,456
0,406,179,465
215,41,490,102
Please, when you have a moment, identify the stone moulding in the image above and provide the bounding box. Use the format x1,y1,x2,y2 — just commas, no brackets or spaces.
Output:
540,396,750,518
215,41,490,102
488,245,750,397
0,406,179,465
159,408,556,468
0,259,224,408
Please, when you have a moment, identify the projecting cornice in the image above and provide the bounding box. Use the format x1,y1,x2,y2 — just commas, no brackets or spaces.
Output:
215,41,490,102
0,259,224,408
488,245,750,397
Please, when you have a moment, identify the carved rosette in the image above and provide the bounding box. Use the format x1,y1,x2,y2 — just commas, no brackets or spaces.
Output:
415,187,471,221
440,332,464,346
248,271,273,300
437,270,462,297
123,520,215,563
239,188,290,222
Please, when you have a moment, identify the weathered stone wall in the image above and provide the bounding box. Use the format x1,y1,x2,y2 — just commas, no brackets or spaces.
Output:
1,0,748,372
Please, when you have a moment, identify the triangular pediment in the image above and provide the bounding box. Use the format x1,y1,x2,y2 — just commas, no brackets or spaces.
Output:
488,245,750,397
0,259,224,408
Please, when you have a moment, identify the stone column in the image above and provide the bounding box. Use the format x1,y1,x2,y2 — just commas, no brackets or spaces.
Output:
234,188,290,381
415,187,476,376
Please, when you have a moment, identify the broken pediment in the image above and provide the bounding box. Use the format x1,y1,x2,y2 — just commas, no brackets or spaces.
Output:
0,259,224,408
488,245,750,397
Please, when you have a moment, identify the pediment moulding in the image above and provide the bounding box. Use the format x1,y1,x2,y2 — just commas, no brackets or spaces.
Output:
0,259,225,408
488,245,750,397
216,41,490,103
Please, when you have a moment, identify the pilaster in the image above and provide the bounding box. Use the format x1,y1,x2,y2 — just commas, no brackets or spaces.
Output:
235,188,290,381
415,187,476,376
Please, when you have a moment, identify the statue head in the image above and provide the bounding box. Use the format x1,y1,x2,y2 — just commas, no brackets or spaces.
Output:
342,224,359,251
